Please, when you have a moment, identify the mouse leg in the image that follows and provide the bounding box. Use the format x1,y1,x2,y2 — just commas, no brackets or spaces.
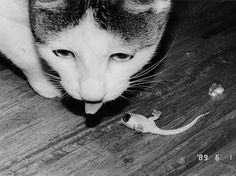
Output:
150,110,162,121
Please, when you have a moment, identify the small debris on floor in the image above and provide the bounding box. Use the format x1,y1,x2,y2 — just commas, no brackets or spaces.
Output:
209,83,224,97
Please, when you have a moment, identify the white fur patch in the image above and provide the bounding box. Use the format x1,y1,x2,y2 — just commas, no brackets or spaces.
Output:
35,0,65,10
125,0,171,14
0,0,29,25
154,0,171,12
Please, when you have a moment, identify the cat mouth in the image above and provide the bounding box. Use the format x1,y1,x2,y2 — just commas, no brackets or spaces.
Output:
85,102,103,114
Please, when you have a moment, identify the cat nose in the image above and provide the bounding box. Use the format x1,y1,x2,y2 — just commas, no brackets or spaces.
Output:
80,78,105,102
122,113,131,122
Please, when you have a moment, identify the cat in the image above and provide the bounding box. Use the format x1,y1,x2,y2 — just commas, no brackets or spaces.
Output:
0,0,171,114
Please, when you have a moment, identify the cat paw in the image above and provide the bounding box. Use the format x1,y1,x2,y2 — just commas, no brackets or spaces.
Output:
28,78,62,98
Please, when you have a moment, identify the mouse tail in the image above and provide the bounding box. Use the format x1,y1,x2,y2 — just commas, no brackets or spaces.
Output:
152,112,210,135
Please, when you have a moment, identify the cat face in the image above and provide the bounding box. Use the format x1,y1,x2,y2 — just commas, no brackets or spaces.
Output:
29,0,171,114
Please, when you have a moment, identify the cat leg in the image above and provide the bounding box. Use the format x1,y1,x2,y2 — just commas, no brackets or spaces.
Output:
3,48,61,98
0,18,61,98
23,65,62,99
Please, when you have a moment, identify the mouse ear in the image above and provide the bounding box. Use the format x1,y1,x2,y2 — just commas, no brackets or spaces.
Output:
124,0,171,14
135,124,144,133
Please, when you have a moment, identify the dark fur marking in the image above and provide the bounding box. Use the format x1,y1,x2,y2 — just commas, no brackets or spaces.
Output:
92,1,169,47
30,0,170,48
29,0,87,42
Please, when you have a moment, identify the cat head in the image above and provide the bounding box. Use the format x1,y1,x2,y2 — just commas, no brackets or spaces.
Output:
29,0,171,114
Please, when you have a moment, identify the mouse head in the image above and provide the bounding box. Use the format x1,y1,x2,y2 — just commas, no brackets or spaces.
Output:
121,113,132,124
121,113,144,132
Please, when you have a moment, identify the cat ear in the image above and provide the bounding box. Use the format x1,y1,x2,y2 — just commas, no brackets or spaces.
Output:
124,0,171,14
34,0,65,10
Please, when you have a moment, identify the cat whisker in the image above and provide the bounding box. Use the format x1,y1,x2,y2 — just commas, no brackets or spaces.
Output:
129,83,153,89
124,89,141,95
131,59,165,80
132,70,167,81
44,72,60,80
124,89,151,98
59,92,70,104
107,84,129,100
56,92,66,103
44,72,65,91
48,81,64,89
53,86,64,91
50,80,62,85
129,85,154,92
131,78,168,83
120,94,137,103
62,90,69,98
64,95,71,104
130,80,169,87
131,30,179,80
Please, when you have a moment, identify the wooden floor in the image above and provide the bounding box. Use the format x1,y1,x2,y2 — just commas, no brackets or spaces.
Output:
0,1,236,176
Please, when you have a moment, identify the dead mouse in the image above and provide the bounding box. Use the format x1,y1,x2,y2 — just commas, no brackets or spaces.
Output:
121,110,210,135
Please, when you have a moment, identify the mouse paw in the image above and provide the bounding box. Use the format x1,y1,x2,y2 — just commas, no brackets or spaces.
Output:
151,110,161,120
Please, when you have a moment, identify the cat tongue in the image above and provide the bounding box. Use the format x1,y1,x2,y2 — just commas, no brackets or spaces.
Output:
85,102,103,114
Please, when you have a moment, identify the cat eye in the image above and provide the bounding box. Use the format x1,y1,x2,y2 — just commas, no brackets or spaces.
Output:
53,49,75,58
110,53,134,62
